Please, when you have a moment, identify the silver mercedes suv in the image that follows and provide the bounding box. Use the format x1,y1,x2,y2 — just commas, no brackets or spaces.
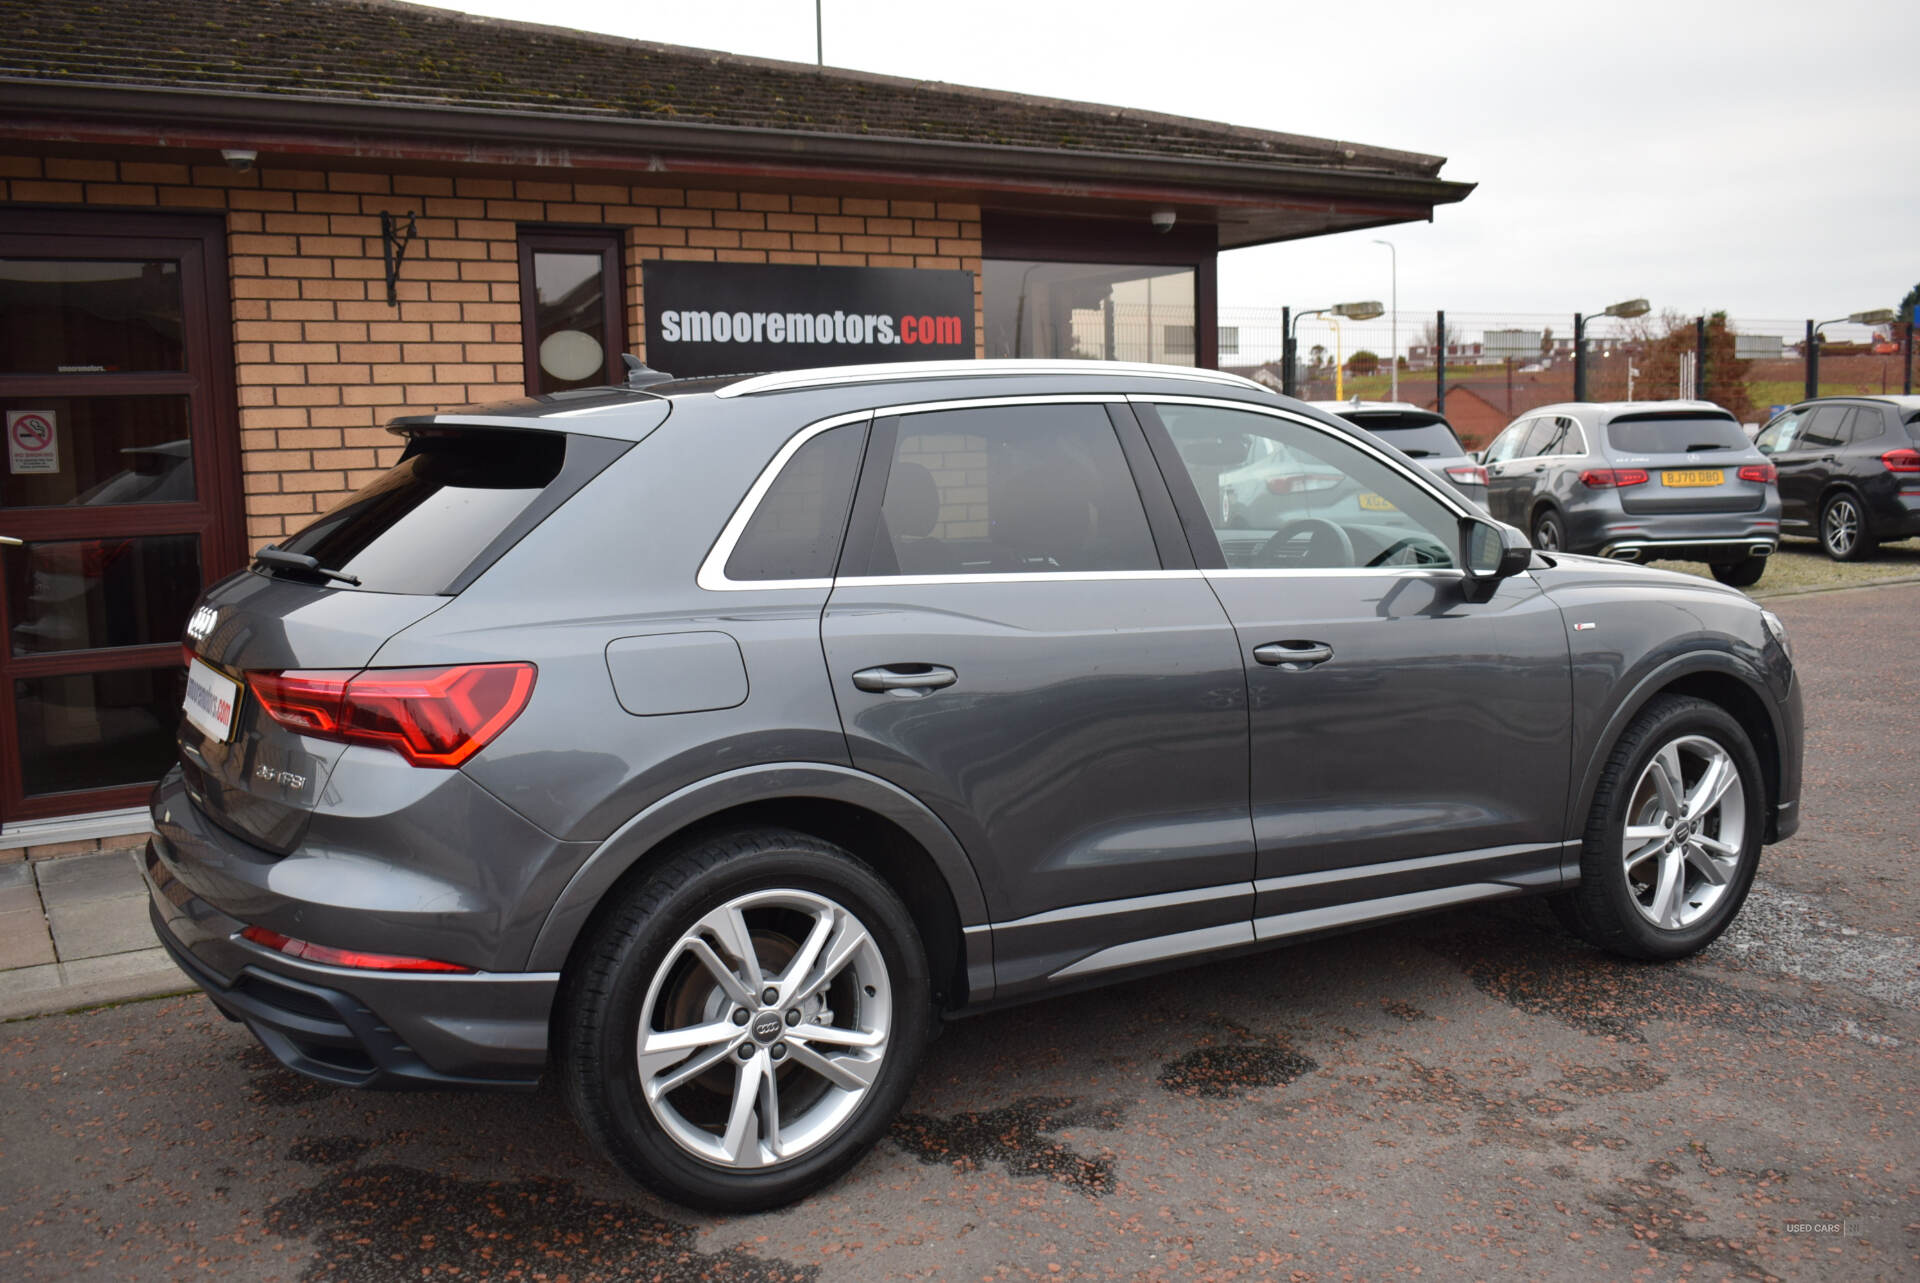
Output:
1481,400,1781,586
148,361,1803,1211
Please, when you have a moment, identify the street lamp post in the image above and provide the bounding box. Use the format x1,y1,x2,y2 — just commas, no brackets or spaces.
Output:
1285,300,1385,397
1372,239,1397,402
1573,297,1650,401
1808,309,1899,399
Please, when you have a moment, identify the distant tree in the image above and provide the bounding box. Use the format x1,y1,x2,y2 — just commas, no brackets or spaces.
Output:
1348,350,1380,375
1540,326,1555,356
1899,281,1920,329
1308,343,1327,371
1634,312,1754,421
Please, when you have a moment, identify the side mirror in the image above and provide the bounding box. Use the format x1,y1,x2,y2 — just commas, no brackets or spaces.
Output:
1461,515,1532,582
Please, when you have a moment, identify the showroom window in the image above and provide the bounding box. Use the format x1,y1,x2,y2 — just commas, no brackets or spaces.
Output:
983,260,1197,365
516,229,623,395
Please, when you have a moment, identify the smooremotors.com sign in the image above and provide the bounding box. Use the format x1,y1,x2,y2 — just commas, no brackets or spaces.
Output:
642,262,974,377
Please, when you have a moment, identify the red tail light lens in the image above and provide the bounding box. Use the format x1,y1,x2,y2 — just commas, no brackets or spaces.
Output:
241,925,473,973
248,662,536,767
1737,464,1778,484
1882,448,1920,474
1579,468,1650,488
1445,464,1490,487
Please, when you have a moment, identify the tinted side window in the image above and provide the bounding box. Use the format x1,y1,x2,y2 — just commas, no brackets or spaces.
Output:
1754,408,1804,454
1485,422,1532,464
1529,416,1580,457
725,423,864,581
1843,407,1886,443
867,404,1158,576
1152,403,1460,570
1801,406,1849,450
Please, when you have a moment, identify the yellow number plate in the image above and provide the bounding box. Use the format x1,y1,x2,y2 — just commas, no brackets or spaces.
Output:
1357,493,1398,511
1661,469,1724,487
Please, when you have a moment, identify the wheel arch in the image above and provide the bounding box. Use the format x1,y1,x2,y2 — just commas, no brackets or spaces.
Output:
1529,498,1567,543
1568,654,1786,872
530,764,991,1010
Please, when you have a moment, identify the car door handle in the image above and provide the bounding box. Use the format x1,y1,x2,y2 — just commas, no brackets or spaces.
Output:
1253,641,1334,669
851,664,957,693
1531,463,1548,472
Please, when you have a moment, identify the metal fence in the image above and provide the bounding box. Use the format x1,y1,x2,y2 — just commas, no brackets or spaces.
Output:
1216,307,1918,447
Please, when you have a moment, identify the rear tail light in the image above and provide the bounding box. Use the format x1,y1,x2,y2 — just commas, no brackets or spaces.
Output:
1445,464,1490,487
240,925,473,973
248,662,536,767
1579,468,1650,488
1737,463,1778,484
1882,448,1920,474
1265,472,1341,495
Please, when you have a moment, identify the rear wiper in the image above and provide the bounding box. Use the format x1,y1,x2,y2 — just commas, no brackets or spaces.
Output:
1685,443,1726,451
254,545,362,586
1399,449,1435,457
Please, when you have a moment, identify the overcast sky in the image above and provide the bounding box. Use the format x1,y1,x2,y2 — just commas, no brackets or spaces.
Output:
418,0,1916,332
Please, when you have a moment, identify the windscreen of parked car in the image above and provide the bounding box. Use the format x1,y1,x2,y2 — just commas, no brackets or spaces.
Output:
1605,413,1748,454
1340,413,1465,459
273,428,578,594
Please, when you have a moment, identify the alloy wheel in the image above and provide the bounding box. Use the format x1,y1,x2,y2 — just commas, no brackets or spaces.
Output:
635,888,892,1169
1823,498,1859,557
1619,734,1747,931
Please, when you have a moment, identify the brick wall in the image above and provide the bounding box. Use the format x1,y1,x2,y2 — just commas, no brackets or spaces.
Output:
0,155,985,549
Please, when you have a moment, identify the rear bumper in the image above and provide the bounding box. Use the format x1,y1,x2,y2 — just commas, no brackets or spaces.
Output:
145,830,555,1090
1598,535,1778,564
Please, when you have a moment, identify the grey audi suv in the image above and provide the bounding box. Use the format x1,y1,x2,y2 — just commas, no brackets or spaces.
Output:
1481,400,1781,586
148,360,1803,1211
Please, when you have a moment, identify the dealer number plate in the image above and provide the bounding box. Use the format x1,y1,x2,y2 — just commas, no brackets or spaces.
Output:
1661,469,1724,487
183,657,240,743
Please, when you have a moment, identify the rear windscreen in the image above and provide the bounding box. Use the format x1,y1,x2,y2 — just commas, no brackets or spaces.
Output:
1343,414,1464,458
275,430,568,594
1605,415,1747,454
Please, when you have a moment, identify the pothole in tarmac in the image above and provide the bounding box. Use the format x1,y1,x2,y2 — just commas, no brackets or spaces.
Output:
1712,879,1920,1010
1158,1044,1317,1097
1424,915,1904,1048
890,1095,1125,1194
266,1165,817,1282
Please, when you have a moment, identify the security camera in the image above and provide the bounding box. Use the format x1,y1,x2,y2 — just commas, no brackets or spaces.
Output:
221,149,257,173
1150,209,1176,234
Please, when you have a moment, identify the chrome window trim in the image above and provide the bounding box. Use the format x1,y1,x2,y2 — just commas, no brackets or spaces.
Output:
700,390,1495,593
695,408,873,592
700,393,1134,592
712,359,1266,399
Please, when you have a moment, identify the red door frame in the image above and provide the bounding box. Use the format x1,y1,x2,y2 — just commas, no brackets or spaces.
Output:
0,208,243,822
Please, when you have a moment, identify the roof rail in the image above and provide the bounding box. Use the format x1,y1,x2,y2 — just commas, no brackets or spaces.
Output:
712,359,1268,398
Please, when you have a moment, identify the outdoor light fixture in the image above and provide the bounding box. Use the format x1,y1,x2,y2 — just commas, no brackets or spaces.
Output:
1806,309,1899,397
220,148,256,173
1573,297,1650,400
1283,301,1385,395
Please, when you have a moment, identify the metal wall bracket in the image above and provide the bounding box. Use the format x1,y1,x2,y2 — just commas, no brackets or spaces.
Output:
380,211,417,308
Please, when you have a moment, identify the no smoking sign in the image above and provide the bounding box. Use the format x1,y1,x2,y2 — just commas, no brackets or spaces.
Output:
7,410,60,474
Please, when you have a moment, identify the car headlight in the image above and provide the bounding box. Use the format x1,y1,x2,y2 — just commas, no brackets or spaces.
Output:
1760,608,1792,662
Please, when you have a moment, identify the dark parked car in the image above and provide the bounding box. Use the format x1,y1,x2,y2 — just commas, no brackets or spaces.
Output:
148,361,1802,1211
1481,400,1781,586
1753,395,1920,560
1309,399,1489,509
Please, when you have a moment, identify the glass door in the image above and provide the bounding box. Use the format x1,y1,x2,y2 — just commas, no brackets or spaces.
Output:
0,212,242,823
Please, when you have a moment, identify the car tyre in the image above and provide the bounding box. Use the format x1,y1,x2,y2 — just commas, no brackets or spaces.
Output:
1551,695,1763,961
1530,508,1565,553
1710,558,1766,588
557,828,931,1212
1819,492,1875,562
